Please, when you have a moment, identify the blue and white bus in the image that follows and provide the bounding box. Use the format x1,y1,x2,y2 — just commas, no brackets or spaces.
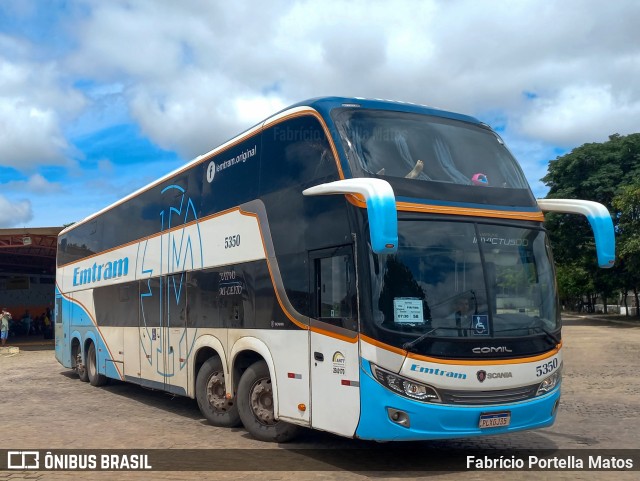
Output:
55,97,614,442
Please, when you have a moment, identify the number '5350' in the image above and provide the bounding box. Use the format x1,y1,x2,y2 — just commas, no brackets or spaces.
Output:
225,235,241,249
535,358,558,377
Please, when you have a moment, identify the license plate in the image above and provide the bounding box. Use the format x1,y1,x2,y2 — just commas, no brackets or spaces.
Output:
479,411,511,428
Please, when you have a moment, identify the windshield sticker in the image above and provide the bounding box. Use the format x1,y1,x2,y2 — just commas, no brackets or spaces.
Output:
393,298,424,324
471,315,489,336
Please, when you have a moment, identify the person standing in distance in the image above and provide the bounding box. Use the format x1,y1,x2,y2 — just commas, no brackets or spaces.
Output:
1,307,12,347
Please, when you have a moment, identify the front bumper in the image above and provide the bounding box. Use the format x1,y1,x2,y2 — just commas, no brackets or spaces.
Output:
356,359,560,441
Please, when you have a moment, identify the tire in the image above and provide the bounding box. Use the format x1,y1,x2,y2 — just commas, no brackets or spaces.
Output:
237,360,301,442
75,345,89,382
87,342,107,387
196,357,241,427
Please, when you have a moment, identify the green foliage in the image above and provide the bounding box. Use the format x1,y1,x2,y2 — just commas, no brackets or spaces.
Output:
542,133,640,310
555,264,591,302
613,182,640,260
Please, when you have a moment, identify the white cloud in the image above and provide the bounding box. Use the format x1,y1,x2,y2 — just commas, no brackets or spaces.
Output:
0,98,69,169
127,70,252,159
61,0,640,158
0,195,32,227
233,96,287,127
3,0,640,225
517,85,640,146
0,56,85,171
3,174,63,193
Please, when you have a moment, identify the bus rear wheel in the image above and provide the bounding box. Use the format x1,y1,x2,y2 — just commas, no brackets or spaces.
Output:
237,360,301,442
75,345,89,382
196,357,241,427
87,342,107,387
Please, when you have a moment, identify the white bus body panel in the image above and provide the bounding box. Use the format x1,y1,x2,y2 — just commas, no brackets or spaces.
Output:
310,330,360,437
229,330,311,426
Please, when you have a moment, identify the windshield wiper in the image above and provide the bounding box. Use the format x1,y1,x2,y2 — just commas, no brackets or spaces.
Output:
402,327,469,352
402,328,437,352
493,324,561,345
530,325,561,345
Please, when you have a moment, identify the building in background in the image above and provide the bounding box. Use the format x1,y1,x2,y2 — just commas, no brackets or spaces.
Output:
0,227,63,324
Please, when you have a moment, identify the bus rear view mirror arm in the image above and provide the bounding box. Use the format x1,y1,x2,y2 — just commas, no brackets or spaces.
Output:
537,198,615,268
303,178,398,254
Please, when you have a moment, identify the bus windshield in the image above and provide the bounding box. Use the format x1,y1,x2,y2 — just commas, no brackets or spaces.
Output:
334,109,529,189
367,220,559,345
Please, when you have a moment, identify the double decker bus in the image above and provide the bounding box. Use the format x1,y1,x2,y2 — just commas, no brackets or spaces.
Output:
55,97,614,442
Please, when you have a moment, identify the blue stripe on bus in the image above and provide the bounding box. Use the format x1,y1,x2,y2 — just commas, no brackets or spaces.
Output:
58,292,123,380
355,359,559,441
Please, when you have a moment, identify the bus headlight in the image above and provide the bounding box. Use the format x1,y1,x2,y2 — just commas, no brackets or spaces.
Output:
536,364,562,396
370,363,441,402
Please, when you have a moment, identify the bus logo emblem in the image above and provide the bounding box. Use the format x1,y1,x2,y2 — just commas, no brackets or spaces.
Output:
477,370,487,383
207,161,216,183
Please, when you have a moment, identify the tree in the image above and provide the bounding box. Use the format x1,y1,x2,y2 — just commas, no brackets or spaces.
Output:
542,133,640,312
612,181,640,315
555,263,592,310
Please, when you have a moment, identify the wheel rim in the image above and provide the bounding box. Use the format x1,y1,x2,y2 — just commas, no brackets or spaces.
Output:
249,377,275,426
76,351,86,377
206,370,234,412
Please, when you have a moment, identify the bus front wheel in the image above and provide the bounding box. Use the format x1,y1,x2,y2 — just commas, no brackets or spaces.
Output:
237,360,301,442
196,357,241,427
87,342,107,387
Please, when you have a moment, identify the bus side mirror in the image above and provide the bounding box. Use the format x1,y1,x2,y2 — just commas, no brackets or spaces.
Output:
537,198,615,268
303,178,398,254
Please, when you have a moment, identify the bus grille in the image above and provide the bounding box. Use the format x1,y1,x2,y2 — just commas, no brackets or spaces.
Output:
439,384,539,405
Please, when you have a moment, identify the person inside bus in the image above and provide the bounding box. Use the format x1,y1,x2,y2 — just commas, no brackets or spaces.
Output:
452,296,472,337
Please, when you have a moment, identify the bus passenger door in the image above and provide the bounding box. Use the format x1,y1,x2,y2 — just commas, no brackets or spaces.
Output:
309,246,361,437
165,273,189,395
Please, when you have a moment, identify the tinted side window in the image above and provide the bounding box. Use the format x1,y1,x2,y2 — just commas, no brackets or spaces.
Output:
58,221,101,265
260,116,338,194
94,282,139,327
58,165,205,266
201,136,261,218
187,263,255,329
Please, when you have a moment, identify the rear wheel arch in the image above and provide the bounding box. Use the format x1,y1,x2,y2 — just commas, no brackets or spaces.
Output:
229,337,278,413
70,337,82,366
190,335,228,398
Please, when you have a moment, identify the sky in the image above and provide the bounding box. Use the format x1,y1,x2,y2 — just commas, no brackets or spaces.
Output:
1,0,639,228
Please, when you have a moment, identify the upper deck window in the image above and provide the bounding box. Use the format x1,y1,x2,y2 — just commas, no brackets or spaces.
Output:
333,109,529,190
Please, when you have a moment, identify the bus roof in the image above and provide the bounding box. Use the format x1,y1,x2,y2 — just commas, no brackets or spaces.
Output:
60,97,485,235
286,97,484,126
